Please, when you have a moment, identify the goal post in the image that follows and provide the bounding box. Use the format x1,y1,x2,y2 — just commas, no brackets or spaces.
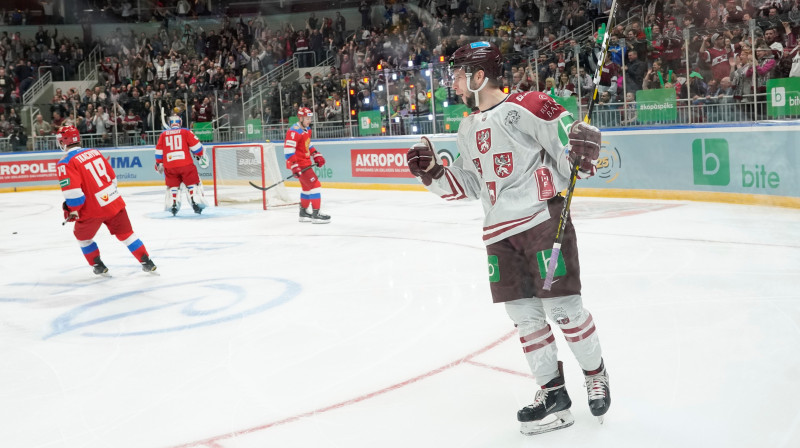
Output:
212,143,295,210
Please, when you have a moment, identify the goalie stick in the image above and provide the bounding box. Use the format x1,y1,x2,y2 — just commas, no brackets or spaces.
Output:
543,0,618,291
248,164,316,191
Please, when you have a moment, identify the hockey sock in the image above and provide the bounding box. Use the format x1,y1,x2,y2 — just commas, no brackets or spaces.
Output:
118,232,149,262
78,239,100,265
301,188,321,210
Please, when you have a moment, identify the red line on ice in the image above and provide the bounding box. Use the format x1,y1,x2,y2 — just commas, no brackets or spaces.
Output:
172,329,518,448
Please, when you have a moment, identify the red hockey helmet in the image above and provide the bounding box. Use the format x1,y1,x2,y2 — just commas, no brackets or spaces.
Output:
56,125,80,151
297,107,313,118
447,41,503,85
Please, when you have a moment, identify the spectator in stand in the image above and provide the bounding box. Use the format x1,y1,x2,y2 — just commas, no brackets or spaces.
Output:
33,114,51,138
122,108,142,144
52,111,64,129
193,96,214,123
624,49,646,93
555,72,575,97
661,18,683,74
10,126,27,151
0,66,14,103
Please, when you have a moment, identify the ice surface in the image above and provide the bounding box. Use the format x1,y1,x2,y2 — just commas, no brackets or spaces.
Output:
1,186,799,448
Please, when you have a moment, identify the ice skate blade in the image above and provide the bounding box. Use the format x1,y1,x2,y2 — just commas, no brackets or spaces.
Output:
597,415,604,424
520,410,574,436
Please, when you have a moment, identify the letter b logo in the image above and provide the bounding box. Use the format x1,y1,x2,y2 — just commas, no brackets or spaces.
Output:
772,86,786,107
692,139,730,186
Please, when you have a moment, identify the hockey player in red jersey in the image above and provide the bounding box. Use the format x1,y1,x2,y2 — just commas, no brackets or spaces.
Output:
284,107,330,223
155,115,209,216
56,125,156,274
406,42,609,435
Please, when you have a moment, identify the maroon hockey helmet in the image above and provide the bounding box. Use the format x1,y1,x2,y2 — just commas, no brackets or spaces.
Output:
448,41,503,82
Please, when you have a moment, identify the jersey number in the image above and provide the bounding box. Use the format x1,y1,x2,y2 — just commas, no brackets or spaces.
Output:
85,159,111,187
165,135,183,151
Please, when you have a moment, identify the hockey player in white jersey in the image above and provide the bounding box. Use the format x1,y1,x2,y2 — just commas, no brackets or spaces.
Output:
407,42,610,435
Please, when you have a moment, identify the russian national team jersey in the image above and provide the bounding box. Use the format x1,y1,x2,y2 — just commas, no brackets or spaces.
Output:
58,147,125,220
283,122,316,169
422,91,575,246
155,128,203,169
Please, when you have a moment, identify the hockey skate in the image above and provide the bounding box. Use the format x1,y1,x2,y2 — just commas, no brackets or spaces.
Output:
584,360,610,423
311,209,330,224
191,199,203,215
299,206,313,223
170,201,178,216
92,256,109,275
518,361,574,436
140,254,157,273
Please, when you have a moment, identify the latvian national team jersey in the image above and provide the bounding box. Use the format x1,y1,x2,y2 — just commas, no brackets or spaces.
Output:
58,147,125,220
155,128,203,169
283,122,315,169
422,91,575,246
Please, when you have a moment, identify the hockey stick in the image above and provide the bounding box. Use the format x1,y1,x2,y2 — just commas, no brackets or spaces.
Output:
543,0,618,291
248,164,316,191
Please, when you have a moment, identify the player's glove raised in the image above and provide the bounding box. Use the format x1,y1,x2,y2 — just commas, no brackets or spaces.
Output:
567,121,601,179
311,151,325,167
155,163,164,174
407,136,444,186
62,201,79,222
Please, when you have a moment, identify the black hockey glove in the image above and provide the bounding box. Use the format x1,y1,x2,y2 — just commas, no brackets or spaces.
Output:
407,136,444,186
567,121,601,179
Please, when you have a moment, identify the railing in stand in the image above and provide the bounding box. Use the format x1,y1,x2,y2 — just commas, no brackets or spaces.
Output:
23,71,52,105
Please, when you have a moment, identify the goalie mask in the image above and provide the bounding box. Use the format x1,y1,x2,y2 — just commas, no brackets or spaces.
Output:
56,125,80,151
169,115,182,128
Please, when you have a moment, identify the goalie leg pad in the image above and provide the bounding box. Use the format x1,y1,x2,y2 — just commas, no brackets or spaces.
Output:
186,183,208,208
165,187,182,213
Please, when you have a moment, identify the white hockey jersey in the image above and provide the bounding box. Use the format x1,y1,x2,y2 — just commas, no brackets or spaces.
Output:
423,91,575,246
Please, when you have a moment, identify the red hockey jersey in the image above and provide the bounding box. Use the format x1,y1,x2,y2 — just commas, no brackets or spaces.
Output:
58,147,125,220
283,122,316,169
155,128,204,169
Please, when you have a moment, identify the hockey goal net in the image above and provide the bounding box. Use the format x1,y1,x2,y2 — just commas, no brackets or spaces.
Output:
212,143,296,209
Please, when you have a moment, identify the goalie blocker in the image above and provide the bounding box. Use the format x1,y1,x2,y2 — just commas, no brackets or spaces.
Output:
212,143,296,210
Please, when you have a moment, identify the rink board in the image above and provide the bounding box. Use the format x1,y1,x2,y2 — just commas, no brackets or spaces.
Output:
1,123,799,207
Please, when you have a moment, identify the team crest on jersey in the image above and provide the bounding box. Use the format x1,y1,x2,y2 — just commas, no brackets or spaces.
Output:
476,129,491,154
486,181,497,205
504,110,520,126
493,152,513,178
472,158,483,176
